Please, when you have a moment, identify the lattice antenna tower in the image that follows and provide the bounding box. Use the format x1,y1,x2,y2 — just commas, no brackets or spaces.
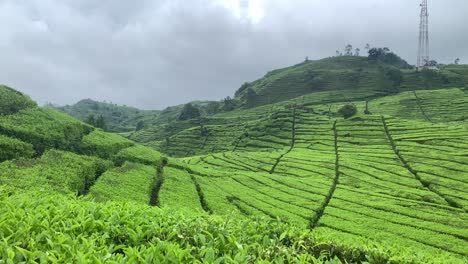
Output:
417,0,430,68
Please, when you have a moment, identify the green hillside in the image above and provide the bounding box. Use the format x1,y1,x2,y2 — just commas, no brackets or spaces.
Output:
232,56,467,108
56,99,217,133
1,63,468,264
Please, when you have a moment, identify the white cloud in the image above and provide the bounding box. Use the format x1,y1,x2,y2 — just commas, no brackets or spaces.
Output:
0,0,466,109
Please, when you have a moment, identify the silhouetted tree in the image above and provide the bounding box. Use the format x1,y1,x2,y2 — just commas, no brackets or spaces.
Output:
365,43,371,52
455,58,460,65
345,44,353,56
354,48,360,56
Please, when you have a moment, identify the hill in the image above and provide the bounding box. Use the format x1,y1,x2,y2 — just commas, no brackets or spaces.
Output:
1,73,468,263
232,56,467,108
59,55,468,136
56,99,218,133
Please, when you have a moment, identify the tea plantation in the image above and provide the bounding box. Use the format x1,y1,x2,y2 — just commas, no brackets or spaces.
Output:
1,70,467,264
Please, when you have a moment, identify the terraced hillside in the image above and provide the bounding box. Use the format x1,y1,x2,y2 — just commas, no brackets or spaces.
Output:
127,84,468,261
1,77,468,263
167,109,468,259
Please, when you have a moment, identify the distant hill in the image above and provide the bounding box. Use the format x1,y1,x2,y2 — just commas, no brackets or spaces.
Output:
56,99,218,132
232,55,468,108
55,99,160,132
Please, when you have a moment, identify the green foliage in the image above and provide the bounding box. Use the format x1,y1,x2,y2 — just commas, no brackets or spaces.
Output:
56,99,161,133
0,107,93,154
0,149,112,195
235,82,251,97
135,120,145,131
81,129,134,159
84,113,107,130
0,85,37,116
378,66,403,94
242,88,259,108
89,162,155,204
1,192,459,263
113,145,162,166
337,104,358,119
205,101,221,115
222,96,237,111
94,114,106,130
368,47,411,68
0,135,34,162
178,103,201,121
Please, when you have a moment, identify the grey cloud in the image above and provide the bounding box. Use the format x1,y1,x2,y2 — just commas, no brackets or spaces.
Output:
0,0,467,109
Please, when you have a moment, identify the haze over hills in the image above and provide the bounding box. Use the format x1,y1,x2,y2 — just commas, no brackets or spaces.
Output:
1,48,468,262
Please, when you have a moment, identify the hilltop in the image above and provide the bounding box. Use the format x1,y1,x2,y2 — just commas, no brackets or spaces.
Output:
57,52,468,134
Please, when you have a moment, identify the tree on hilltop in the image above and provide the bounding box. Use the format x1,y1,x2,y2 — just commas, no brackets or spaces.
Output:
368,47,410,68
355,48,360,56
222,96,237,112
178,103,201,121
345,44,353,56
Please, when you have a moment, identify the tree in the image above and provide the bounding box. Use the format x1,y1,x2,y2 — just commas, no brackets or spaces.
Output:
354,48,360,56
368,47,410,68
338,104,357,119
345,44,353,56
426,60,438,67
364,101,371,115
234,82,250,97
335,50,340,57
222,96,237,112
365,43,371,52
95,114,107,130
304,56,309,62
135,120,145,131
85,114,96,126
205,101,221,115
243,88,258,108
455,58,460,65
178,103,201,121
368,47,382,60
378,66,403,94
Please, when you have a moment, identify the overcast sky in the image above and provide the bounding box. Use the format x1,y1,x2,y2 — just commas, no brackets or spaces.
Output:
1,0,467,109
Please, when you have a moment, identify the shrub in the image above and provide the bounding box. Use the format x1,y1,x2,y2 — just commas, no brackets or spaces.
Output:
338,104,358,119
113,145,162,166
0,108,93,154
0,149,112,195
0,85,37,116
81,129,134,159
178,103,201,121
0,135,34,162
